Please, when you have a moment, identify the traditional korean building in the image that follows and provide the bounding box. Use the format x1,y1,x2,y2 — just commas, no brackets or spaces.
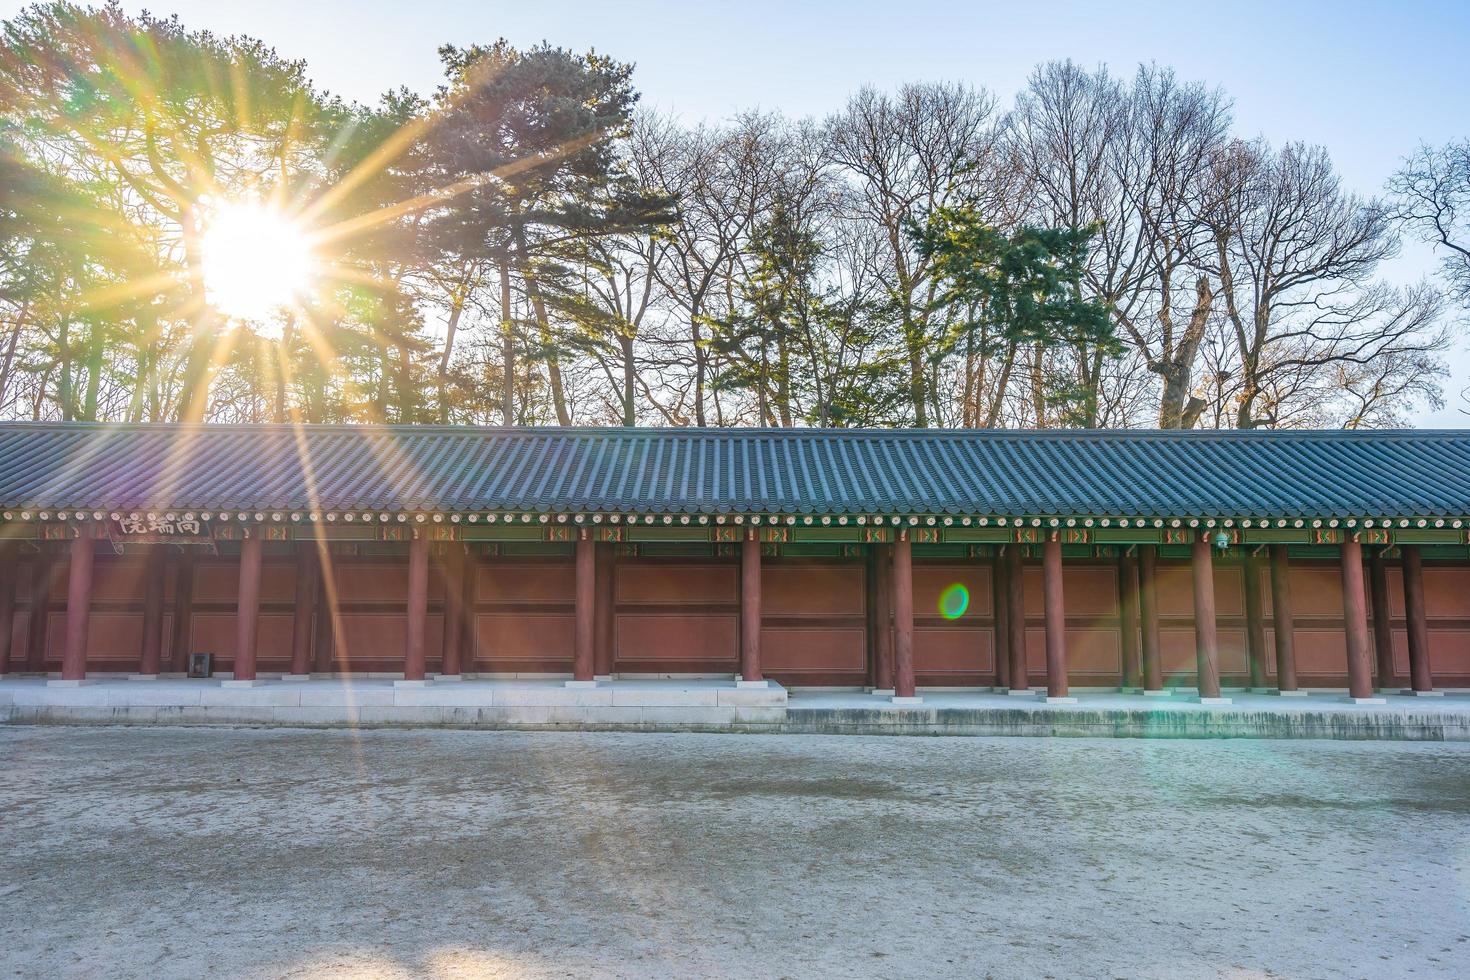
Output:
1,423,1468,702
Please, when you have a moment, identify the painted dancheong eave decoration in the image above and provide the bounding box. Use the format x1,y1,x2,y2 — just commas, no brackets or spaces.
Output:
0,423,1468,547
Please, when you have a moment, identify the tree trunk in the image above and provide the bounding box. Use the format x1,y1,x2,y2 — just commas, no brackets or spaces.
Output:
906,335,928,426
1030,343,1047,425
620,333,635,426
0,301,26,407
82,325,102,421
499,258,515,426
175,209,221,421
1157,277,1215,429
57,319,73,421
394,338,414,423
274,319,293,423
514,229,570,426
692,314,707,426
437,289,465,424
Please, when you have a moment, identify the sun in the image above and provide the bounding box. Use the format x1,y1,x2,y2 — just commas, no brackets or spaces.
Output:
200,203,317,330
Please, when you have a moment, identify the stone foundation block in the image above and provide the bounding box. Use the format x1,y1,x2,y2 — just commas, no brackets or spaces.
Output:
612,687,718,707
732,706,788,724
201,686,302,707
496,686,613,707
716,687,787,707
108,685,202,707
296,685,396,707
640,706,738,725
477,706,553,725
393,685,496,707
271,706,362,726
574,706,648,725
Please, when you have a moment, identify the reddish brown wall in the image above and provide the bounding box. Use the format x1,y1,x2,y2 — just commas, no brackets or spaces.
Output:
468,558,575,673
762,559,868,686
911,560,994,687
613,559,739,674
7,543,1469,688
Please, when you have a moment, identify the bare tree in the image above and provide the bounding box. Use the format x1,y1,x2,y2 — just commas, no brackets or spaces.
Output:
1008,62,1231,427
1204,141,1447,427
1390,140,1470,307
826,82,1003,425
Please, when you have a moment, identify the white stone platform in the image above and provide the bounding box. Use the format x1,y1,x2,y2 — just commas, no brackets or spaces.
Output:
3,677,1469,739
0,676,786,729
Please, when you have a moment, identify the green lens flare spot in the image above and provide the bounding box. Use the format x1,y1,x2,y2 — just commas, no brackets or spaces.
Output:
938,583,969,619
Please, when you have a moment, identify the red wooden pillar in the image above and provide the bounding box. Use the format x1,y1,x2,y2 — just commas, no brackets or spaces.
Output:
1191,535,1224,701
58,533,95,682
1340,537,1379,701
1041,535,1072,701
1242,551,1268,691
169,549,194,673
403,533,430,682
863,547,878,688
1005,543,1028,693
992,553,1010,690
1267,544,1300,693
1368,547,1395,691
0,541,15,675
1138,544,1165,693
872,544,894,692
137,545,168,676
594,542,615,677
232,532,264,683
460,546,477,673
740,532,763,683
1402,545,1436,695
313,554,337,674
25,547,55,672
1117,550,1140,691
439,543,464,677
289,545,319,678
571,532,596,684
892,532,917,700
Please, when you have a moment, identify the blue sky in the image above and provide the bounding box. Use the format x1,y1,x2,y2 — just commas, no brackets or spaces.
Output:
7,0,1469,422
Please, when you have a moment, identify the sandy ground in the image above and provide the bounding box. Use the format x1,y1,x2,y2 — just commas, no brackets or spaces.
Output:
1,729,1468,979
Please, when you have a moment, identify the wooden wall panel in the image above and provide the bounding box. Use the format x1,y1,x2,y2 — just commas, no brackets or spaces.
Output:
1289,567,1347,618
1156,563,1245,618
331,613,443,667
1292,628,1351,675
761,627,865,672
616,613,738,661
472,613,574,664
1427,629,1470,677
476,562,574,604
1158,627,1248,681
91,559,150,602
327,561,445,603
914,627,992,674
187,612,294,667
1020,566,1116,619
3,613,24,669
41,611,144,667
1064,567,1118,621
912,565,991,619
1066,627,1122,674
192,560,298,603
1022,627,1121,676
1424,568,1470,619
763,565,864,617
616,563,736,604
1261,629,1281,679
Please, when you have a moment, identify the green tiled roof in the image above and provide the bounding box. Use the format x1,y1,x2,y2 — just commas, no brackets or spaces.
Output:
0,422,1467,520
